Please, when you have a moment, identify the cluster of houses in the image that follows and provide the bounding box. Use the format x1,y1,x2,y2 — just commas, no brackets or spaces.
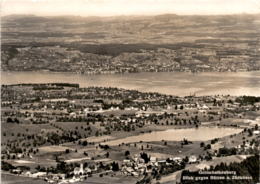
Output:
2,40,259,73
121,154,198,177
10,163,96,184
7,154,200,184
10,169,67,183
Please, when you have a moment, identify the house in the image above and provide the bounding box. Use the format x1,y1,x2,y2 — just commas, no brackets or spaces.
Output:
84,167,92,174
23,171,32,177
123,159,132,167
32,172,47,178
70,177,81,182
138,158,145,164
125,167,134,175
70,112,77,118
146,165,153,173
201,104,209,110
173,157,182,163
17,153,23,158
51,173,66,180
189,155,197,163
150,157,157,163
74,163,84,175
11,168,22,174
137,163,146,169
132,171,139,177
158,160,167,166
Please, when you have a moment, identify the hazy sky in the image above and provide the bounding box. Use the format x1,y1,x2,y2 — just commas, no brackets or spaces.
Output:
1,0,260,16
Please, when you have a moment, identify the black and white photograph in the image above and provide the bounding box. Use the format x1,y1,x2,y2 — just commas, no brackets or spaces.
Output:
1,0,260,183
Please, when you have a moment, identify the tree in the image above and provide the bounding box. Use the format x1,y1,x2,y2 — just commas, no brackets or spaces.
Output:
14,118,20,124
65,149,70,154
35,165,41,171
56,161,68,173
140,152,150,163
218,147,237,156
125,150,130,157
82,140,88,146
95,131,99,137
6,117,13,123
248,129,253,137
111,162,119,171
106,152,109,158
204,144,211,150
1,161,15,171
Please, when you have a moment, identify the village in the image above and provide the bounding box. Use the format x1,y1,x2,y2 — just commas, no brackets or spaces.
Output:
2,44,259,74
1,83,259,184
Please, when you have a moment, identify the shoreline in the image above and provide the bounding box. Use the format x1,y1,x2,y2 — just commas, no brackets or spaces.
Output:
2,70,260,75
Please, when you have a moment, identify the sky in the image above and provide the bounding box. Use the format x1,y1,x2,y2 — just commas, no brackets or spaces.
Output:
1,0,260,17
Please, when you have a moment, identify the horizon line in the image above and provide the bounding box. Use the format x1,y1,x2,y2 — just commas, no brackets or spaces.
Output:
2,12,260,18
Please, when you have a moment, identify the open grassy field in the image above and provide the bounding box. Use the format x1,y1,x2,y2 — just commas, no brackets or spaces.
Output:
39,145,73,153
1,123,58,143
1,173,48,184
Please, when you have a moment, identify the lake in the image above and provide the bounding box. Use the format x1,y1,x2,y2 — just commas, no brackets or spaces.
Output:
103,127,243,146
1,71,260,96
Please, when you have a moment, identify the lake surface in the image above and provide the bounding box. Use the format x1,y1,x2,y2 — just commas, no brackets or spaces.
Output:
1,71,260,96
104,127,243,146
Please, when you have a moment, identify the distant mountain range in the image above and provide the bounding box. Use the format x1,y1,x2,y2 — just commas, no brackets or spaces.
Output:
2,13,260,45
